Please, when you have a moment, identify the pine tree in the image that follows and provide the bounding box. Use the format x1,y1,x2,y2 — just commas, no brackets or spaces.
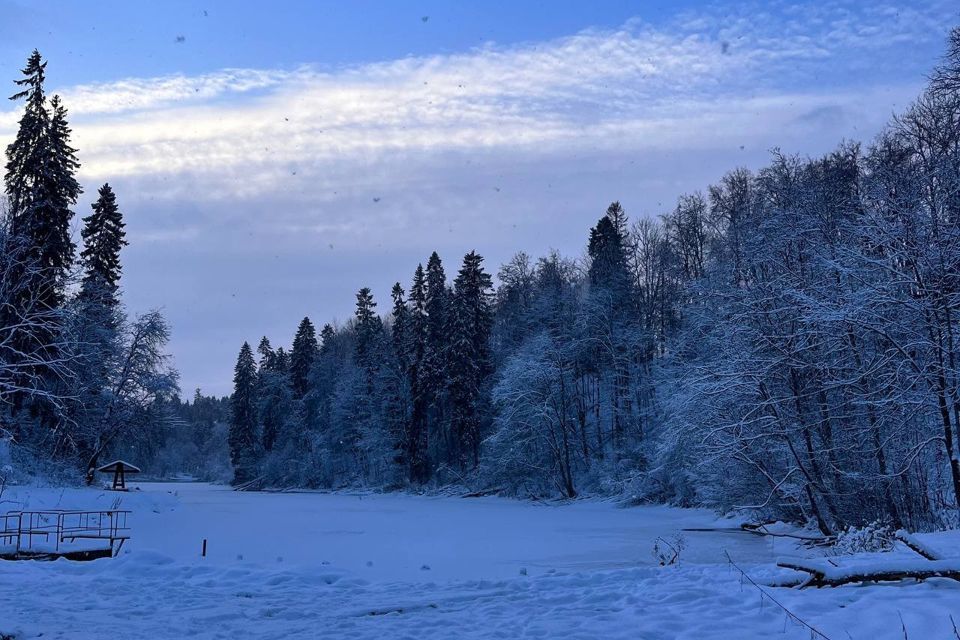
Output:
390,283,409,370
256,336,293,453
587,203,631,305
302,324,337,444
448,251,494,468
3,51,81,434
407,264,430,482
289,317,318,399
586,203,636,453
79,183,127,309
71,184,127,464
5,53,81,309
274,346,290,372
5,51,50,227
354,287,382,367
422,252,451,464
350,287,392,480
46,94,81,288
386,283,412,473
228,342,260,484
257,336,275,370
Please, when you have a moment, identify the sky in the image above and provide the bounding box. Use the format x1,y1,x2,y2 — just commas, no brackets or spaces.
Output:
0,0,956,397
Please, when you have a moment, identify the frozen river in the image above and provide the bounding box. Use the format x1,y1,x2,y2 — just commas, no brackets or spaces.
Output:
126,482,771,581
1,482,958,639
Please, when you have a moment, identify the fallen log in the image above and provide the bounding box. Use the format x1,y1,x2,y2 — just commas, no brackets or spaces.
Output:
683,525,833,546
462,487,505,498
895,529,944,561
778,558,960,588
234,476,265,492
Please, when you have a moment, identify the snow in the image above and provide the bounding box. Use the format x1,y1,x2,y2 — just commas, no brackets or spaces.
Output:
895,528,946,560
1,483,959,639
779,557,960,581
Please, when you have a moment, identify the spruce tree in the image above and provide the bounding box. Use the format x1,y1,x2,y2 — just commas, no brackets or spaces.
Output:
5,53,81,309
46,94,82,285
587,208,630,297
274,346,290,372
79,183,126,309
289,317,318,399
587,202,632,309
422,252,450,463
407,265,430,482
354,287,381,367
390,283,409,370
586,203,637,454
228,342,260,484
387,283,412,472
71,184,127,464
3,51,81,433
5,51,50,226
448,251,493,468
256,336,293,453
257,336,275,370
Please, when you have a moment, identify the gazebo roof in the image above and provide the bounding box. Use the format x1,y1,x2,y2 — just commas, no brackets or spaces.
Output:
96,460,141,473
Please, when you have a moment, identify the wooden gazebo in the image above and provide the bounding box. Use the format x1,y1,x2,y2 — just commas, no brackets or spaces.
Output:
96,460,141,491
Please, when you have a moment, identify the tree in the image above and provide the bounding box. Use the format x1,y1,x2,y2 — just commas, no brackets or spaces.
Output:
289,317,318,399
70,185,128,467
257,336,293,453
0,215,76,424
5,53,80,310
407,264,430,482
79,184,126,308
387,283,412,473
390,283,409,371
353,287,382,368
422,252,451,468
448,251,494,468
584,203,642,458
228,342,260,484
78,311,178,481
3,53,80,428
587,203,631,306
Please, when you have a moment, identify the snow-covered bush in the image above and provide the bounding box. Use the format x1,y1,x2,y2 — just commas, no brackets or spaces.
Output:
828,521,896,556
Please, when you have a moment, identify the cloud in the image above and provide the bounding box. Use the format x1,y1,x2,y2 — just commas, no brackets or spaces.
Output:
0,2,951,200
0,0,953,395
61,67,312,116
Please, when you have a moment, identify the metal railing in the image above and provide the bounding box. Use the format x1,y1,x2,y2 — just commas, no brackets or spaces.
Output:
0,509,131,557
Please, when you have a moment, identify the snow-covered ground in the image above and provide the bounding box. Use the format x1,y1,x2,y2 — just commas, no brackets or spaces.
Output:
0,483,958,639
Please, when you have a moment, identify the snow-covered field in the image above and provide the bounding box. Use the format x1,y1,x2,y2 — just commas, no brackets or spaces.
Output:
1,483,958,639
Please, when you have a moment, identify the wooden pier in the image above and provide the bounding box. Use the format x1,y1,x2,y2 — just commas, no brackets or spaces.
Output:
0,509,130,561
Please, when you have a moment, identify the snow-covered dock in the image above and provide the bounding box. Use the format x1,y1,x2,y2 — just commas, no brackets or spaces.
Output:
0,509,130,560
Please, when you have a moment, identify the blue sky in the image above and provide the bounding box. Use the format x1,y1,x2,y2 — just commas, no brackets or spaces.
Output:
0,1,693,81
0,0,956,396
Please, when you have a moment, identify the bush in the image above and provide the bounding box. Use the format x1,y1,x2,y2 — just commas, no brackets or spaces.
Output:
828,521,896,555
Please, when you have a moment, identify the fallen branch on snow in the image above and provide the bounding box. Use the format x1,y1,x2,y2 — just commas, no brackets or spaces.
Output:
681,525,834,546
234,476,265,492
462,487,505,498
777,558,960,588
895,529,945,561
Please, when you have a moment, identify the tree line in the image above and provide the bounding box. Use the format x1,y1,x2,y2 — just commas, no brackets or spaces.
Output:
226,29,960,533
0,51,177,482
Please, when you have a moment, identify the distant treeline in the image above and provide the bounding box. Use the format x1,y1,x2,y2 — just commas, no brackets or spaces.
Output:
221,28,960,534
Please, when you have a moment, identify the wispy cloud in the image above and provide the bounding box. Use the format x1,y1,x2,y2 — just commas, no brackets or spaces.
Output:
0,0,952,395
2,1,949,199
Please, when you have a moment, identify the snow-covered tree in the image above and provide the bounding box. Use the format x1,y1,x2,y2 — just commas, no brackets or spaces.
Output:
228,342,260,484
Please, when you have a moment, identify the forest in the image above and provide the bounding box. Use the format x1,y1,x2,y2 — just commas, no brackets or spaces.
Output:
0,51,177,485
4,28,960,538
